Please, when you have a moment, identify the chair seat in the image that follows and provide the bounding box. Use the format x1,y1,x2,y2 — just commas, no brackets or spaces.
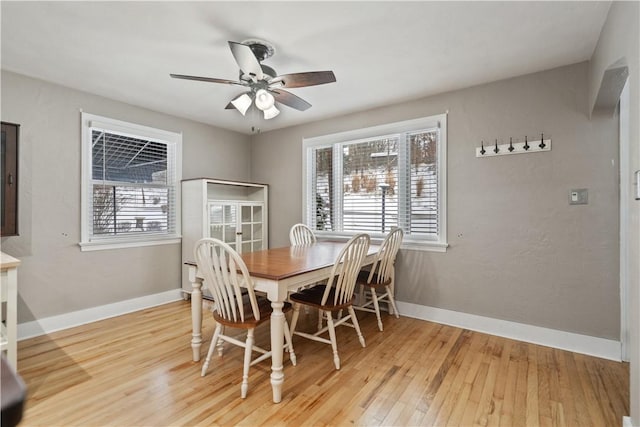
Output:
213,295,292,329
356,270,392,288
289,285,355,311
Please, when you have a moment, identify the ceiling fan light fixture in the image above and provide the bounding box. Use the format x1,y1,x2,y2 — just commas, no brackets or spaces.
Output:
263,105,280,120
254,89,275,111
231,93,253,116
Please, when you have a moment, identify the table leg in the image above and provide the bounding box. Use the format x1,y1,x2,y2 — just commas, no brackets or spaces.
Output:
270,300,285,403
191,279,203,362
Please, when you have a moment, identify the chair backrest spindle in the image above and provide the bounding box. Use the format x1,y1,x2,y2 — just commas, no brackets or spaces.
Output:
367,227,403,285
194,238,260,323
322,233,370,306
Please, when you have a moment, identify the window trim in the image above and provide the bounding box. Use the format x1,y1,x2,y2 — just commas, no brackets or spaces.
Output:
302,114,448,252
79,112,182,251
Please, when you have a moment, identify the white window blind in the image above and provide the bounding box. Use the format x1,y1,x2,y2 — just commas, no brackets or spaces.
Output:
340,136,401,233
80,113,181,250
303,114,447,251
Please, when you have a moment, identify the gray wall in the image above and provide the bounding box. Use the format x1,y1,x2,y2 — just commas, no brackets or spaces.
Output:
589,2,640,423
1,71,252,323
250,61,620,341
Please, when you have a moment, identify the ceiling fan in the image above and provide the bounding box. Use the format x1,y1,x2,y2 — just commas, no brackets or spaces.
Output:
170,39,336,120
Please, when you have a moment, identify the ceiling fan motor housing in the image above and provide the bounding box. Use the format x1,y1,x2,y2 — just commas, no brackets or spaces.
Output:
242,39,275,62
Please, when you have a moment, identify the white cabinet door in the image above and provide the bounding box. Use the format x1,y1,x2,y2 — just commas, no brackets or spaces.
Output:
209,201,264,253
208,202,238,251
240,203,264,253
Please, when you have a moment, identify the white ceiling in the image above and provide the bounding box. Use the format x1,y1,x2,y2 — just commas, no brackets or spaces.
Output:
1,1,610,135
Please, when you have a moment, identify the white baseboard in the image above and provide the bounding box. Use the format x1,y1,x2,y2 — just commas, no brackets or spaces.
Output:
623,416,635,427
396,301,621,361
17,289,183,340
17,293,622,361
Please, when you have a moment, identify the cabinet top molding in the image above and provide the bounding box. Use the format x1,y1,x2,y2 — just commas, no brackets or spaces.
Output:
181,177,268,187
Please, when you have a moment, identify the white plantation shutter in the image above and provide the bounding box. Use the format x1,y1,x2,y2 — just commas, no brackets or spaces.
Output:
80,113,181,249
303,115,447,250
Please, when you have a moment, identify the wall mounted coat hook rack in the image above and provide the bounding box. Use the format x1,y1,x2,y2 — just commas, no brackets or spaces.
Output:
476,134,551,158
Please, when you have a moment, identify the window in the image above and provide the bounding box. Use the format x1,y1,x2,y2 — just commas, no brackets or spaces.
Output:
303,114,447,251
80,113,181,251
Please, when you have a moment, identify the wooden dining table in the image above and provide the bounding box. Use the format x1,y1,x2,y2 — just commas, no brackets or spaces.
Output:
186,240,380,403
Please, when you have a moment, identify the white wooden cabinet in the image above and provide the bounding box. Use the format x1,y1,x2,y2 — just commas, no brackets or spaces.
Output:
181,178,268,295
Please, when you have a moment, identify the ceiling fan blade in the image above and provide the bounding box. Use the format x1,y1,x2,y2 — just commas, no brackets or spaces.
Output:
271,71,336,88
228,41,263,81
271,89,312,111
170,74,246,86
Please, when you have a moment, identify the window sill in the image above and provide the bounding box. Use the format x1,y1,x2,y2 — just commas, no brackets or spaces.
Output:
79,236,181,252
316,233,448,253
401,240,448,253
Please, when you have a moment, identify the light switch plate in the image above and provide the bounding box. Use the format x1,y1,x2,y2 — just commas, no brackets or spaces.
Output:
569,188,588,205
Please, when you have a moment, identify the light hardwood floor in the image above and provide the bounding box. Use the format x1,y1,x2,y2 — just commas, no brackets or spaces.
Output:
17,301,628,426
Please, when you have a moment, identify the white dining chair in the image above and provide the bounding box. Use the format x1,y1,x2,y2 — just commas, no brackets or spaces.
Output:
289,223,321,324
194,238,296,398
288,233,370,370
354,227,403,331
289,223,317,246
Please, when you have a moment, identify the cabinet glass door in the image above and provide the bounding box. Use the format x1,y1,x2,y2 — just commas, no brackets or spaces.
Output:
240,203,264,253
208,202,238,250
252,205,263,251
